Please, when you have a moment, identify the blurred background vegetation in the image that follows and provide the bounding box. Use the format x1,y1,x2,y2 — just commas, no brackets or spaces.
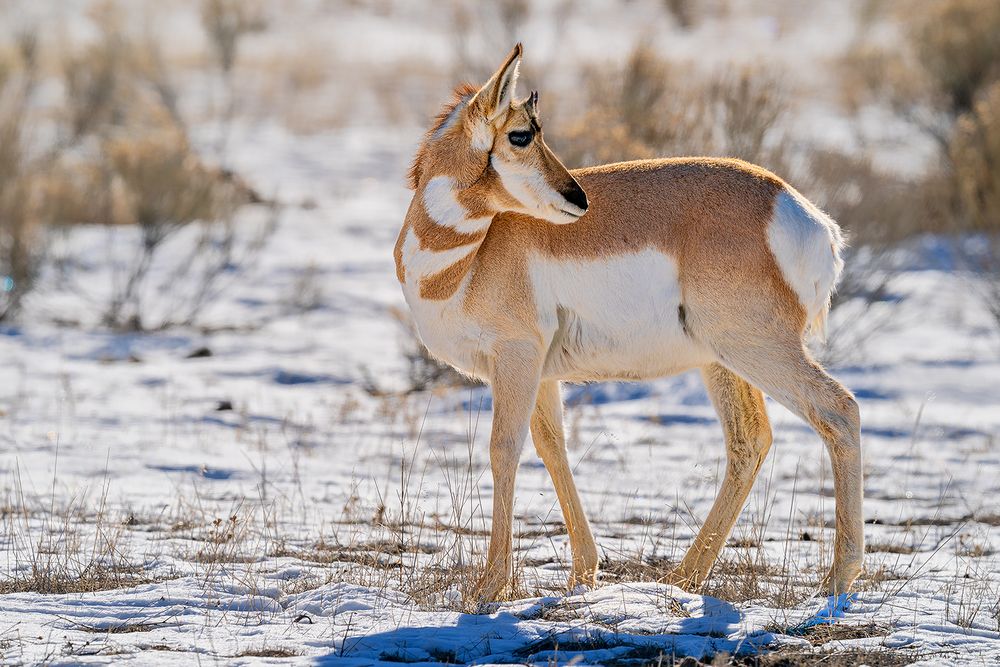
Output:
0,0,998,359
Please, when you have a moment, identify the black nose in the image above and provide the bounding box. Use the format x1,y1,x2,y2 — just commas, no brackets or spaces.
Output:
561,183,588,212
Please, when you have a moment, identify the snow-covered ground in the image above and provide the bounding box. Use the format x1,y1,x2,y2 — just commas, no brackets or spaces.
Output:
2,1,1000,664
1,120,998,664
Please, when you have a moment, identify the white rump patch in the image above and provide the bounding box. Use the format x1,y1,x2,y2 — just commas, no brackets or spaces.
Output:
767,188,846,340
421,176,493,233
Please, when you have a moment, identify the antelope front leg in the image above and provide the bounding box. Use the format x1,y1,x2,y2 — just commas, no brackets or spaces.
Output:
474,344,542,602
531,380,599,590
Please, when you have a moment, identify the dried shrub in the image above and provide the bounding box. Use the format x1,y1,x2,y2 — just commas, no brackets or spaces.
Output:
62,28,128,140
793,149,943,361
951,83,1000,234
99,132,228,328
950,82,1000,328
552,45,785,169
662,0,697,29
15,5,275,331
450,0,532,82
36,161,129,228
200,0,268,157
93,131,271,331
242,41,336,131
107,132,227,233
0,37,46,322
0,180,43,323
710,67,786,165
837,0,1000,338
554,45,709,167
911,0,1000,118
842,0,1000,144
907,0,1000,332
201,0,268,75
59,5,188,146
0,122,35,321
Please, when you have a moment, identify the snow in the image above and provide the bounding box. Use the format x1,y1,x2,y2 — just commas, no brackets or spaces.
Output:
1,1,999,664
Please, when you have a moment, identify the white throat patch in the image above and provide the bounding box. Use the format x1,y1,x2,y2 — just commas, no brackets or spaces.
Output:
401,227,478,283
421,176,494,234
490,155,577,224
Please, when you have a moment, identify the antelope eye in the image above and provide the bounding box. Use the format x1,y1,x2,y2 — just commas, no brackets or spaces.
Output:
508,130,533,147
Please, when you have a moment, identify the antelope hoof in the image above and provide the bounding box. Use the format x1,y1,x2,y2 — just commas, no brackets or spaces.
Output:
471,568,509,603
661,568,698,592
567,564,598,593
817,562,862,598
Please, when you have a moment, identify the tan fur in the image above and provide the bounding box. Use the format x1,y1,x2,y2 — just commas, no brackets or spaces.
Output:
393,203,411,284
408,83,483,190
462,158,805,340
395,46,862,602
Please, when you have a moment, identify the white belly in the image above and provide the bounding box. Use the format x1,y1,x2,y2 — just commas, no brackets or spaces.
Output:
530,249,715,381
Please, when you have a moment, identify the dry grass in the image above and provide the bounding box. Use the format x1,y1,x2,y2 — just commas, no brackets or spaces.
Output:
0,562,156,595
74,620,168,634
2,4,998,662
1,376,990,661
799,621,892,646
747,646,934,666
0,464,161,595
234,646,300,658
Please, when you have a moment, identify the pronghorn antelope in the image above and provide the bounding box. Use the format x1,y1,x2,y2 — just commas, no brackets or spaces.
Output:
394,45,862,602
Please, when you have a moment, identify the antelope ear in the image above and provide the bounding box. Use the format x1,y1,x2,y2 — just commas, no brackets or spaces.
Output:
470,43,522,123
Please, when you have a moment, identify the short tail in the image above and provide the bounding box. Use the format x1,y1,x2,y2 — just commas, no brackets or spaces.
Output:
767,187,846,343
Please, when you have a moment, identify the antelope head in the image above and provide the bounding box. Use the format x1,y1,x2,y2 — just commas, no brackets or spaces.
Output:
409,44,589,224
